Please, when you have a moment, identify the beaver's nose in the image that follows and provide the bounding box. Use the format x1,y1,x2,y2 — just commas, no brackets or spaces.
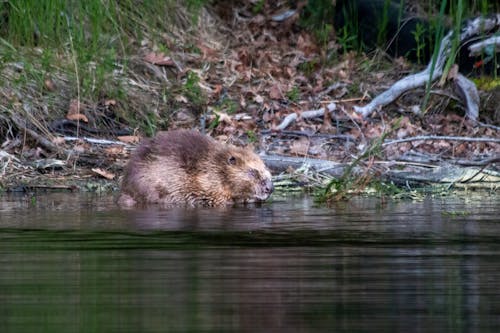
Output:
264,179,274,195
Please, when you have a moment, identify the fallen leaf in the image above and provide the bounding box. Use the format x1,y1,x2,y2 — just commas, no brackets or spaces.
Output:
175,95,188,103
44,79,56,91
67,113,88,122
73,144,86,153
104,99,116,106
66,99,88,122
104,146,125,155
144,52,175,66
290,137,310,156
269,85,283,100
197,42,218,61
254,94,264,104
52,137,65,145
117,135,141,144
92,168,115,180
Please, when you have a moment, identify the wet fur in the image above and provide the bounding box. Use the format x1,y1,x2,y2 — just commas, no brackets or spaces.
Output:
119,130,272,206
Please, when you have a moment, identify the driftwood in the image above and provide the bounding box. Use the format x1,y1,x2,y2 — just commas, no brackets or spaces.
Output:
262,153,499,189
468,36,500,56
383,135,500,146
354,14,500,120
63,136,131,146
387,165,500,189
261,154,349,177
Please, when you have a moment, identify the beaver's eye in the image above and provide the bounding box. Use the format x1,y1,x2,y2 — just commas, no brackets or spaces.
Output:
228,156,237,165
248,168,259,178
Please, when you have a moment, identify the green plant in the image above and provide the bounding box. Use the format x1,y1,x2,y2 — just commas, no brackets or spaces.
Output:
337,25,358,54
440,0,464,84
298,59,319,76
183,70,204,106
318,118,401,203
246,130,257,143
252,0,265,14
376,0,391,47
412,22,427,64
208,113,220,131
422,0,448,112
286,86,300,103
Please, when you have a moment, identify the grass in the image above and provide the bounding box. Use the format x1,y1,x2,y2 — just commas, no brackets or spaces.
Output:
0,0,208,136
317,117,401,203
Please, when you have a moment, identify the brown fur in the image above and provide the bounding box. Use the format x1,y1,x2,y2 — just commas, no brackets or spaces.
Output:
119,130,273,207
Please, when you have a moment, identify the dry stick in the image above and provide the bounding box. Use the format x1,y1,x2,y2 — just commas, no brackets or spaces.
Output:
354,14,500,118
455,155,500,167
382,135,500,146
468,36,500,56
11,115,61,153
63,136,132,146
275,102,336,131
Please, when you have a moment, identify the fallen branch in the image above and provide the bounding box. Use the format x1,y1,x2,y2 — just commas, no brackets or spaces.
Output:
354,14,500,118
274,102,336,131
63,136,132,146
383,135,500,146
455,155,500,167
468,35,500,56
11,115,61,153
261,154,348,177
453,73,479,120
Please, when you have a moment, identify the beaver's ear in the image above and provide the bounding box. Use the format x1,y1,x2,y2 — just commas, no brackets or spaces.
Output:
228,156,237,165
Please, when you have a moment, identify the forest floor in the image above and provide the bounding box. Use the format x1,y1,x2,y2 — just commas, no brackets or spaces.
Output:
0,2,498,197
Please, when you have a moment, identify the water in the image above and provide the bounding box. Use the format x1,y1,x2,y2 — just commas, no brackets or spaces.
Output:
0,192,499,332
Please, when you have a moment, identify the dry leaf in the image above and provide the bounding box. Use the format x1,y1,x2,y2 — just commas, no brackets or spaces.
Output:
144,52,175,66
66,99,88,122
104,99,116,106
44,79,56,91
117,135,141,144
52,137,65,145
104,146,125,155
197,43,218,60
290,137,310,156
67,113,88,122
175,95,188,103
73,144,86,153
92,168,115,180
269,85,282,100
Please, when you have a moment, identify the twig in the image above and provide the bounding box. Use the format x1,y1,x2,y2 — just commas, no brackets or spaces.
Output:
454,73,479,120
468,36,500,56
64,13,81,138
11,115,61,153
274,102,336,131
63,136,132,146
261,130,354,141
455,155,500,167
383,135,500,146
261,154,348,177
476,121,500,131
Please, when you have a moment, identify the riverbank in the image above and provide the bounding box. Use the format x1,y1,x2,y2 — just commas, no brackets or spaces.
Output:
0,1,498,199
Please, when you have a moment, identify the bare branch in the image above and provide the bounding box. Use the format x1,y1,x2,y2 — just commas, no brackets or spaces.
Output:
383,135,500,146
468,36,500,56
454,73,479,121
275,102,336,131
354,14,500,118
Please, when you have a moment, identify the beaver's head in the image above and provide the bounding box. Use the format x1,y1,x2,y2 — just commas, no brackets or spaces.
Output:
214,146,273,203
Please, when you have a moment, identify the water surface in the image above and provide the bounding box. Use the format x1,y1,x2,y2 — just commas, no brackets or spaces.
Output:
0,192,499,332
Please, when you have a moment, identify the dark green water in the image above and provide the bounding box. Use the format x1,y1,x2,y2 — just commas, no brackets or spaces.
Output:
0,193,499,332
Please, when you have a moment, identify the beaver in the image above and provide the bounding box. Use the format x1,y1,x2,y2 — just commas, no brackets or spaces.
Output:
119,130,273,207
